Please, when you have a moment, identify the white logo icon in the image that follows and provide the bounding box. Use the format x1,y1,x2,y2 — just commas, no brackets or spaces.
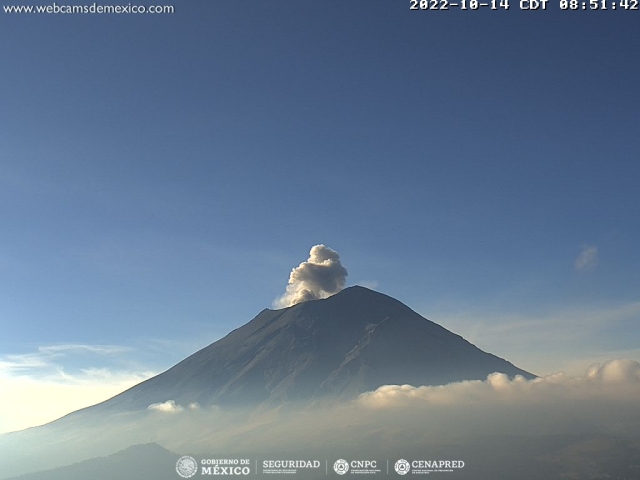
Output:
176,456,198,478
334,459,349,475
395,459,410,475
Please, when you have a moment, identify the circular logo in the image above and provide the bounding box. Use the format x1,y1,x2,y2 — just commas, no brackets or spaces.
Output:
395,459,410,476
176,456,198,478
334,459,349,475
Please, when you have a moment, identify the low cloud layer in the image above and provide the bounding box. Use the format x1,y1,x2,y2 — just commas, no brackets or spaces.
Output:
274,245,348,308
352,359,640,438
358,359,640,409
3,359,640,479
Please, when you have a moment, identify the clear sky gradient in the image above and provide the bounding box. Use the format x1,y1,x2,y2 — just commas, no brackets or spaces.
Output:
1,1,639,432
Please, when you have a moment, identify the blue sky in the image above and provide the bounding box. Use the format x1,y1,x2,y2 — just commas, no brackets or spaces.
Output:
1,1,639,432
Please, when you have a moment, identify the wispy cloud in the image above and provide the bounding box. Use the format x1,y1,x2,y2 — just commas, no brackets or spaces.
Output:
39,344,131,355
575,244,598,271
0,344,132,374
0,343,155,434
0,353,51,371
147,400,201,413
147,400,184,413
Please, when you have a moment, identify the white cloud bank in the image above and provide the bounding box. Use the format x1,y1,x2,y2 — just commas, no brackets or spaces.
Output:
350,359,640,438
358,359,640,408
118,359,640,460
3,359,640,479
127,360,640,448
274,244,348,308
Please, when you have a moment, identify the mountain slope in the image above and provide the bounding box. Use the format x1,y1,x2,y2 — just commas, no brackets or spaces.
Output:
78,286,533,414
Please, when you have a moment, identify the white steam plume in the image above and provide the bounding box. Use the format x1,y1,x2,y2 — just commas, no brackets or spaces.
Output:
274,244,348,308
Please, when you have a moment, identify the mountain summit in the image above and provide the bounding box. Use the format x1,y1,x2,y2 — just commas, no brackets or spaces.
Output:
88,286,533,414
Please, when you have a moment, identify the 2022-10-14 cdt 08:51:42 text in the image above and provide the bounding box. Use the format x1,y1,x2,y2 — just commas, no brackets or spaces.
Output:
410,0,638,10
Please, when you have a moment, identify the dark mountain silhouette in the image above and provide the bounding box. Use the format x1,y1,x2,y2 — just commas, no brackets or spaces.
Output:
7,432,640,480
72,286,533,416
5,443,178,480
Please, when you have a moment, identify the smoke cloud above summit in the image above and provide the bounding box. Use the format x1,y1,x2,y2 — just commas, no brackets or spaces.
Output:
274,245,348,308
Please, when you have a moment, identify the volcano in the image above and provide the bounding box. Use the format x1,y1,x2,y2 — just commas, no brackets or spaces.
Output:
79,286,533,415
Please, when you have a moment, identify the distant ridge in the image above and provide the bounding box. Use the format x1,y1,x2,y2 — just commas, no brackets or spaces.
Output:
6,443,177,480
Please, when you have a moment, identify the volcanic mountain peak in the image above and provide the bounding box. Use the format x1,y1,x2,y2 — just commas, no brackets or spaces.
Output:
78,285,533,417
